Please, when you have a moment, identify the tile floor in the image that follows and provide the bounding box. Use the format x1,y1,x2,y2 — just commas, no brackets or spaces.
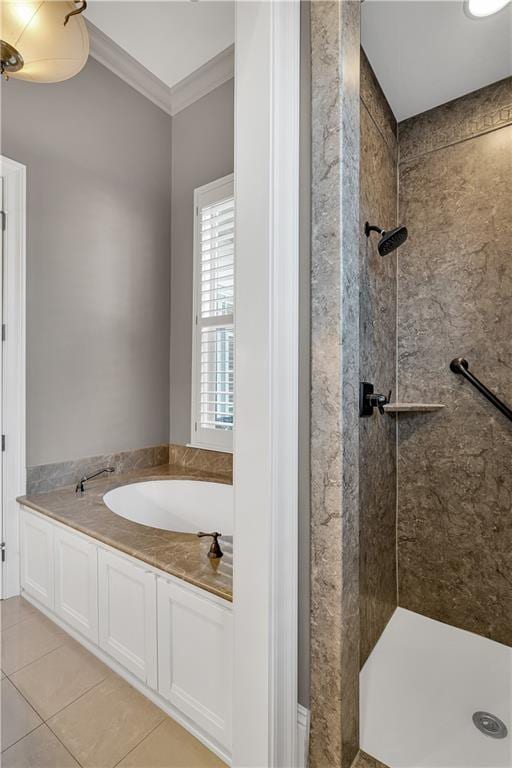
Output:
1,596,224,768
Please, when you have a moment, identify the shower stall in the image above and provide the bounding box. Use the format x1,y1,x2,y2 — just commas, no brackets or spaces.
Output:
309,3,511,766
357,5,512,765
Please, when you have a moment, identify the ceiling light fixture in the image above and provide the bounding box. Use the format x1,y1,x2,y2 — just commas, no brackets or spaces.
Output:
1,1,89,82
464,0,512,18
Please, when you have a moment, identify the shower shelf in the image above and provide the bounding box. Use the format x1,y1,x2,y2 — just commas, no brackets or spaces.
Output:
383,403,445,413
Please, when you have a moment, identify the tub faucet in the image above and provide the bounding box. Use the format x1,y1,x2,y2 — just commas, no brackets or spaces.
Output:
197,531,224,559
76,467,115,494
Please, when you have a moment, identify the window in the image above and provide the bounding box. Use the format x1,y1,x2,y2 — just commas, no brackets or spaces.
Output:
191,174,234,452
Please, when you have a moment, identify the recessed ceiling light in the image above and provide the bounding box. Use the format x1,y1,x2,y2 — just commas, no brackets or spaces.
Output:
464,0,511,18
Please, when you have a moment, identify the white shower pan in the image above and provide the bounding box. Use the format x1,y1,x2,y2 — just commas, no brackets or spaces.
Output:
360,608,512,768
103,479,233,535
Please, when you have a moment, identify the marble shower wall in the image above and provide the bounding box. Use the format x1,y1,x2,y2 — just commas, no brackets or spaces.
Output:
397,77,512,645
359,51,398,666
310,3,361,766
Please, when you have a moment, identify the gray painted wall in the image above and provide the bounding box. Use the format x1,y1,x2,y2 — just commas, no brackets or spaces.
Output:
169,79,234,446
1,57,172,466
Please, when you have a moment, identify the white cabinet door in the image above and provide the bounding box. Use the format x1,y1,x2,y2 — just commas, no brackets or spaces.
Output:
54,527,98,643
20,508,54,609
157,577,233,750
98,548,157,687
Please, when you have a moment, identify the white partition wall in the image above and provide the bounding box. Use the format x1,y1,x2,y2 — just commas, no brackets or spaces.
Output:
233,2,301,765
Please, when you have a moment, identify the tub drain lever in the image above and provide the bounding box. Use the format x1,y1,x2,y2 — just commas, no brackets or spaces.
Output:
197,531,224,559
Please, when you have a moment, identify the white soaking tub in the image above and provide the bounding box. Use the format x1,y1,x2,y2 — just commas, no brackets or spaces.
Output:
103,479,233,535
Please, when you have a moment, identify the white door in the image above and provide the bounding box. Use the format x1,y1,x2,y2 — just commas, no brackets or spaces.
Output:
20,508,54,609
0,157,26,600
54,526,98,642
98,548,157,687
157,576,233,750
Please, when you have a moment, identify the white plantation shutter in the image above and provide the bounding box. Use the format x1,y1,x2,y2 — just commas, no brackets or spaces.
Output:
191,175,234,451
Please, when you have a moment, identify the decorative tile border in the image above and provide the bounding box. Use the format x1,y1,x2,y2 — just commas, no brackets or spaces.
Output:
360,49,397,159
27,444,169,495
399,75,512,162
402,101,512,161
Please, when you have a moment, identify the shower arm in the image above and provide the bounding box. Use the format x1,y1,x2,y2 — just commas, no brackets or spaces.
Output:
449,357,512,423
364,223,384,236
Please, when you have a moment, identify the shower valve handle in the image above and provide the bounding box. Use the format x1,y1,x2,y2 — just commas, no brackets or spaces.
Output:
377,390,392,414
360,382,392,417
371,390,391,414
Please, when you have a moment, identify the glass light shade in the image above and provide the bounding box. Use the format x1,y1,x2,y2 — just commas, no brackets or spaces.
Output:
465,0,511,17
1,1,89,82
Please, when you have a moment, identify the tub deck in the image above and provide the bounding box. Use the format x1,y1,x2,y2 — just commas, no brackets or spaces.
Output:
18,464,233,602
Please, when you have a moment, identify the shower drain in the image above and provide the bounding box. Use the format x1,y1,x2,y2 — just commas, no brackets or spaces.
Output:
472,711,508,739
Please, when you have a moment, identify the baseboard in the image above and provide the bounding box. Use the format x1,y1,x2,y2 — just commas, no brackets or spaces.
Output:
297,704,311,768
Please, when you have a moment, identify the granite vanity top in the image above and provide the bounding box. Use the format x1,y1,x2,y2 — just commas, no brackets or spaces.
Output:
18,464,233,602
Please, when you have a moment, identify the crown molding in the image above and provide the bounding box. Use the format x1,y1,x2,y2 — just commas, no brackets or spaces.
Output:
86,21,172,115
86,21,234,118
169,45,234,116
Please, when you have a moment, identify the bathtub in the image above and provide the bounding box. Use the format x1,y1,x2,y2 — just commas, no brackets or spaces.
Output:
103,479,233,535
19,488,234,759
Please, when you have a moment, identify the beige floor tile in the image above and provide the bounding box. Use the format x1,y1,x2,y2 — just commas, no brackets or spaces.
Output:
1,724,80,768
1,678,42,751
117,717,225,768
1,612,67,675
1,597,36,631
48,674,165,768
10,640,110,720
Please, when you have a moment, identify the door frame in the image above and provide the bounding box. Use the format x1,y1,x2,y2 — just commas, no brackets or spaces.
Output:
0,156,27,599
0,3,302,757
233,2,301,766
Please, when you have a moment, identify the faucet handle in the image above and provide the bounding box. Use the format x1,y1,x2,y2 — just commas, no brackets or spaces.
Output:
197,531,224,559
378,390,392,415
75,476,86,494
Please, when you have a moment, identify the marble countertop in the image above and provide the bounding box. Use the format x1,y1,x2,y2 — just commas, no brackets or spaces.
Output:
18,464,233,602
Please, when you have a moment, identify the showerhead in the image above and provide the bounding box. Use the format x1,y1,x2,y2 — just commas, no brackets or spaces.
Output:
365,222,408,256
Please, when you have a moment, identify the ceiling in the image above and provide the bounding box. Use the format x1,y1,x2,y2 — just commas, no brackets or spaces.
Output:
85,1,235,89
362,0,512,121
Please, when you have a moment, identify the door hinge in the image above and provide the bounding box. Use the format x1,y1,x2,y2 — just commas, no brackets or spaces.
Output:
0,543,5,562
0,211,5,231
194,422,198,432
1,435,5,452
1,324,5,342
